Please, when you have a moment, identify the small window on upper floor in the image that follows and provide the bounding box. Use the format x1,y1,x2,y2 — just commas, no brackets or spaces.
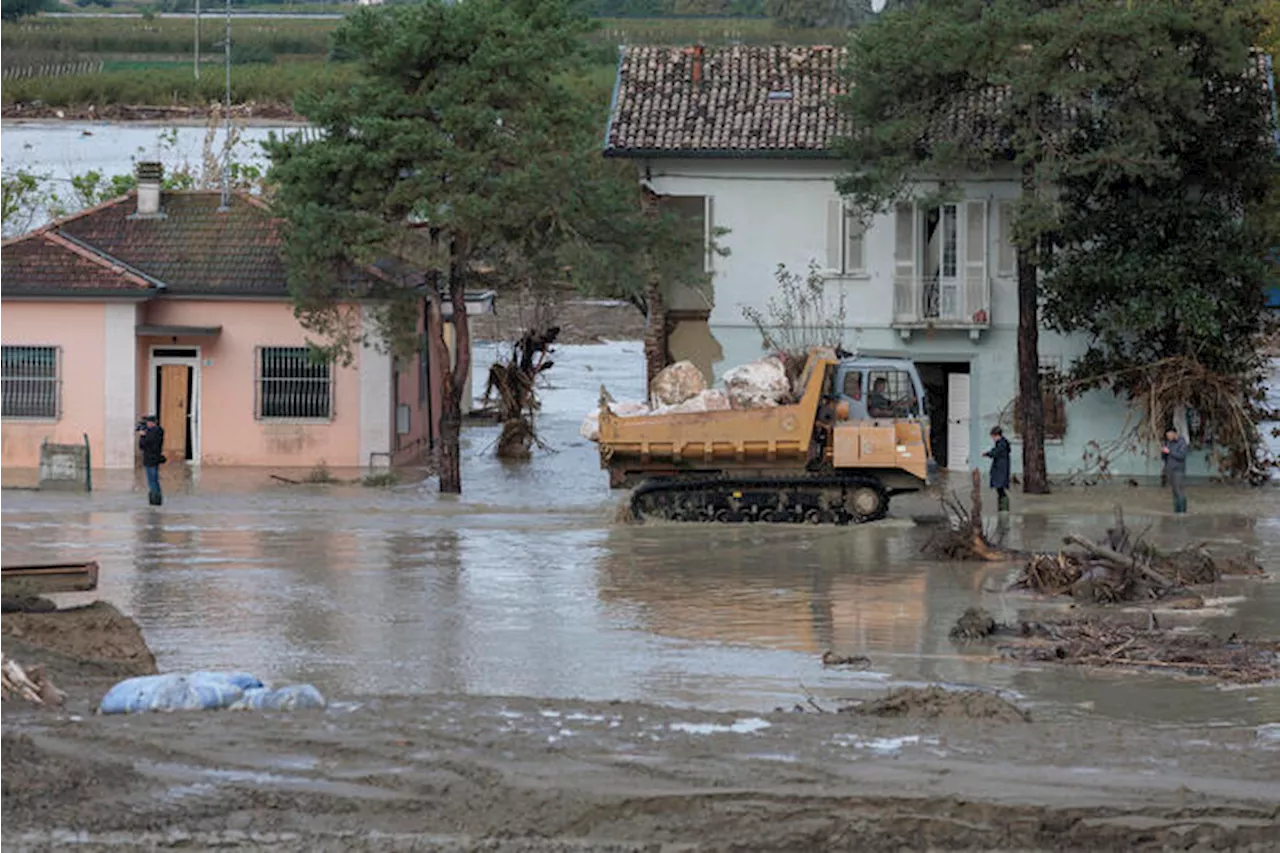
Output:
827,200,866,276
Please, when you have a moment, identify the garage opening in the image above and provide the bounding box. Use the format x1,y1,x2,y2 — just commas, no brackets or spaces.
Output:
914,361,971,471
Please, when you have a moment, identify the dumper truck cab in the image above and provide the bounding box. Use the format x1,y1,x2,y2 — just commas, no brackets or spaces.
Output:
597,348,934,525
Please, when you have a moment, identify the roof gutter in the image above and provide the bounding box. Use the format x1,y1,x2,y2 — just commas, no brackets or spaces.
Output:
604,147,838,161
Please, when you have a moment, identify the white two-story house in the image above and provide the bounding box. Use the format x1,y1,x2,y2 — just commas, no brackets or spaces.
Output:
604,43,1201,480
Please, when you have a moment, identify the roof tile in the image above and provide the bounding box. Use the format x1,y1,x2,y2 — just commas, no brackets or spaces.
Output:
2,233,151,296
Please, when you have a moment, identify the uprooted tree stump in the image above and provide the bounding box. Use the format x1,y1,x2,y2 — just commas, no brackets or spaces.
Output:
1010,506,1264,605
483,326,559,459
928,469,1018,561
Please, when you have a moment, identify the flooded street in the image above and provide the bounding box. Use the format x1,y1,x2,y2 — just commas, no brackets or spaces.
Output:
4,341,1277,726
5,340,1280,851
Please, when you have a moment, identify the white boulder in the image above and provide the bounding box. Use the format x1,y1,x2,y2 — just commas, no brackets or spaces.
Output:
723,356,791,409
653,388,732,415
649,360,707,407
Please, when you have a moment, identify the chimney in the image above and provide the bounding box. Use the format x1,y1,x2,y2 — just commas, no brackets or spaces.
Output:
135,161,163,216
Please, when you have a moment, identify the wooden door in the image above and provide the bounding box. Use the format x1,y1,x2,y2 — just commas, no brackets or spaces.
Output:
158,364,190,460
946,373,970,473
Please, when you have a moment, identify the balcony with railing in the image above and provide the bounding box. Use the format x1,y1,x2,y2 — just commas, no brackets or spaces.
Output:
892,273,991,339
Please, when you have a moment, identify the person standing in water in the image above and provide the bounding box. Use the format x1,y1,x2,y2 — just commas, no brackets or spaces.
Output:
137,415,165,506
1161,427,1189,514
982,425,1012,513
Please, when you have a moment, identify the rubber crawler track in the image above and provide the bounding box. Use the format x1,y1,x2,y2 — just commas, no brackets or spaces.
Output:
629,474,889,526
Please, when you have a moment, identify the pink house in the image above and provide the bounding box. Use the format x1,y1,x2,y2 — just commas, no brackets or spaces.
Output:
1,170,490,472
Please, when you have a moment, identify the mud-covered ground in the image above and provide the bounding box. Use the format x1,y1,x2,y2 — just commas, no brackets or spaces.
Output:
5,687,1280,852
4,602,1280,852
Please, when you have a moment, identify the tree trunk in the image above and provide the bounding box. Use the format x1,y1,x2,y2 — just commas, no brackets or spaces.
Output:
437,237,471,495
643,276,669,390
1016,243,1049,494
1017,166,1050,495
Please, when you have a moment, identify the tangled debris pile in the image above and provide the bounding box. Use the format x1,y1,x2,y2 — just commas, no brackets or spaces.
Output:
998,618,1280,684
1010,508,1263,605
1,653,65,707
927,470,1018,562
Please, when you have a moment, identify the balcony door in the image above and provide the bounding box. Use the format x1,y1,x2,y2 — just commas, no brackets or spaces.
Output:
921,204,959,320
894,200,988,325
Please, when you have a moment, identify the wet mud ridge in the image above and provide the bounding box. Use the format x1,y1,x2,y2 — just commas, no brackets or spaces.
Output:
5,694,1280,852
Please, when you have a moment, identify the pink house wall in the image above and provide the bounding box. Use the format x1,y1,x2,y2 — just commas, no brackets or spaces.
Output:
1,301,107,469
140,300,367,467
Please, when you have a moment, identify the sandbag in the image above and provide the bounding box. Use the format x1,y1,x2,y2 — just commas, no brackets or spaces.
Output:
230,684,326,711
98,671,263,715
723,356,791,409
649,361,707,407
579,400,651,442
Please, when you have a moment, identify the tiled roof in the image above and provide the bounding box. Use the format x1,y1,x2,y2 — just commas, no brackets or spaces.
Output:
58,192,292,296
1,231,152,297
606,45,847,156
606,45,1275,158
3,191,396,298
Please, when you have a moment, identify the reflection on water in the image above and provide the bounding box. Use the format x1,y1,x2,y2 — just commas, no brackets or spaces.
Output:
2,343,1278,723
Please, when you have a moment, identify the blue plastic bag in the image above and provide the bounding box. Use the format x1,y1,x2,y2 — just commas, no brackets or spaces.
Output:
230,684,326,711
98,671,263,715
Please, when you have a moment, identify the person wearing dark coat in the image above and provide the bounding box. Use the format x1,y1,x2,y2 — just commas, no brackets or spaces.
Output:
137,415,165,506
982,425,1012,513
1161,428,1189,514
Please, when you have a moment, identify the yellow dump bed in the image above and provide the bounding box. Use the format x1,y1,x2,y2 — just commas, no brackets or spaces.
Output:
597,353,834,469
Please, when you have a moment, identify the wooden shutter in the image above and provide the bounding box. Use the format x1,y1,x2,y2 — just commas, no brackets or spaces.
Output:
997,201,1016,278
826,198,843,272
964,200,987,282
844,206,865,273
893,202,915,279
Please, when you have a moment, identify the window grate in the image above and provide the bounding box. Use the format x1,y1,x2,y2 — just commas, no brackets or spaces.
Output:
2,345,60,420
257,347,332,420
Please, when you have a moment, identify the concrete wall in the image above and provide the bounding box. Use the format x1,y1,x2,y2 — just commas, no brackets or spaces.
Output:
1,301,109,469
643,157,1202,479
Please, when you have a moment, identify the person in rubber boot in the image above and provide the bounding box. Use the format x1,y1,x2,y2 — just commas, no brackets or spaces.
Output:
983,426,1011,513
1161,428,1189,514
137,415,166,506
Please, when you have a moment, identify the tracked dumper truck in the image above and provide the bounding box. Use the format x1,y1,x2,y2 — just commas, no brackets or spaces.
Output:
597,348,934,525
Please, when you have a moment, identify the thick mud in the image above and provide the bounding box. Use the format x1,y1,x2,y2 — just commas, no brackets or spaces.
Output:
2,602,157,683
5,695,1279,851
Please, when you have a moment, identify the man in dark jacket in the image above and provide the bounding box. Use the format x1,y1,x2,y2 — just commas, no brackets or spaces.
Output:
982,425,1012,513
1161,428,1189,514
138,415,165,506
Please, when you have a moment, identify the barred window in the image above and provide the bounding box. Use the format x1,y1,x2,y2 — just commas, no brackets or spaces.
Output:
1014,359,1067,441
257,347,333,420
2,345,60,420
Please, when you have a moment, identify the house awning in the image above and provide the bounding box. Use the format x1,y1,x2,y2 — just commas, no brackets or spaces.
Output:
136,324,223,337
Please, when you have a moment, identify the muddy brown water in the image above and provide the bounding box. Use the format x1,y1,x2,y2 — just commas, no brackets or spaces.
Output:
3,342,1278,726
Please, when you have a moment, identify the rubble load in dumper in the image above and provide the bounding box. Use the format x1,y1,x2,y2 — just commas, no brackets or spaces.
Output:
580,355,796,442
